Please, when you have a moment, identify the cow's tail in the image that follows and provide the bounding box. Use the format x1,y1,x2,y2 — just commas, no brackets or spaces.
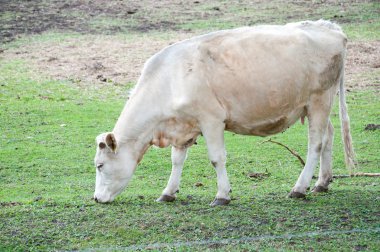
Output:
338,68,356,175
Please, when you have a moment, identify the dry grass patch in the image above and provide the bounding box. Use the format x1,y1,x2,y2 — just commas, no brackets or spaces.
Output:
1,32,193,87
2,33,379,91
345,41,380,90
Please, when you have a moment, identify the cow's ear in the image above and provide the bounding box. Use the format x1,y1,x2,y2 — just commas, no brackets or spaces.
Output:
105,133,117,152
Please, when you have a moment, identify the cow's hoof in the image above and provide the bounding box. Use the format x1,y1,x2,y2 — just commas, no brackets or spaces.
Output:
288,190,306,199
210,198,231,207
312,186,328,193
156,194,176,202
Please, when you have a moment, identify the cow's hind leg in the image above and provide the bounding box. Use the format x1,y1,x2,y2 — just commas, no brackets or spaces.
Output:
201,122,231,206
289,93,334,198
157,146,188,202
313,119,334,193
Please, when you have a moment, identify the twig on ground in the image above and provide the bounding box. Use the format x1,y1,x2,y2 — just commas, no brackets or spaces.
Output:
333,173,380,178
260,138,305,166
261,139,380,179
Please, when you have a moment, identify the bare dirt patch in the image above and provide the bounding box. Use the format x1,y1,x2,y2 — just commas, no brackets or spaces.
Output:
345,41,380,90
0,0,202,43
2,36,378,90
0,0,168,43
1,33,193,87
2,0,378,43
1,0,378,90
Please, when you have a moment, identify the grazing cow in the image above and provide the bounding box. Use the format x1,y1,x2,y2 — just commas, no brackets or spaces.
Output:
93,20,355,206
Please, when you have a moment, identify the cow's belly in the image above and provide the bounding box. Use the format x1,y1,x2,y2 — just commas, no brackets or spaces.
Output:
224,105,306,136
217,75,310,137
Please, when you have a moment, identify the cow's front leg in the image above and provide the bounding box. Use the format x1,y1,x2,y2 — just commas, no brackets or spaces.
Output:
201,122,231,206
156,146,188,202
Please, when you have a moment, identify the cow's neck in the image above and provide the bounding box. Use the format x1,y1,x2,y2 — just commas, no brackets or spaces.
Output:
112,86,165,155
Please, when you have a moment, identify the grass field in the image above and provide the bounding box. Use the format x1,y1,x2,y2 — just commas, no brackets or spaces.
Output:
1,1,379,251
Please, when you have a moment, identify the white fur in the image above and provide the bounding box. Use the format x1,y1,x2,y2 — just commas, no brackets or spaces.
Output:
93,20,354,204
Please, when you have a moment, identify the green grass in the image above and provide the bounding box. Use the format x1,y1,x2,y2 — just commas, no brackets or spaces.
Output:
177,1,380,40
1,1,380,251
2,0,378,45
343,22,380,41
1,55,379,251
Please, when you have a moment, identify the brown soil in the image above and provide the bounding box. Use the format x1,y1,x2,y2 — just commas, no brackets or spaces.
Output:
345,41,380,90
0,0,174,43
2,36,378,90
1,33,195,87
1,0,378,43
1,0,378,90
0,0,197,43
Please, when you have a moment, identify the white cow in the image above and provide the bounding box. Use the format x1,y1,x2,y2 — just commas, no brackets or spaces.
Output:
93,20,355,206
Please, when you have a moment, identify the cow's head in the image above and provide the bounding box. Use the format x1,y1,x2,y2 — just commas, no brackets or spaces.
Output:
93,132,137,203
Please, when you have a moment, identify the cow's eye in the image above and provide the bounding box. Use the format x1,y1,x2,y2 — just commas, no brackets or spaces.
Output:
96,163,104,170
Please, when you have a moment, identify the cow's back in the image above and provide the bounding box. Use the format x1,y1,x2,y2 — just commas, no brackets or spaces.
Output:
138,21,347,136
